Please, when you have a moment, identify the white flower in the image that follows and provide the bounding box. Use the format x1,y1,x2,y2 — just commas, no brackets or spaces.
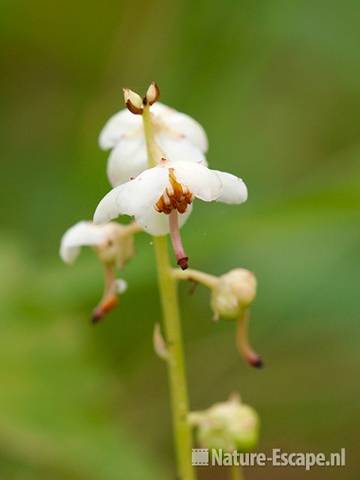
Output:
94,160,247,269
60,221,138,323
94,161,247,233
60,221,135,267
99,102,208,186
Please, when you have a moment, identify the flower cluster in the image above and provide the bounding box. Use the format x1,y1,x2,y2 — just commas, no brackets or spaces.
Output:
59,82,262,468
60,83,260,362
61,82,250,317
94,82,248,269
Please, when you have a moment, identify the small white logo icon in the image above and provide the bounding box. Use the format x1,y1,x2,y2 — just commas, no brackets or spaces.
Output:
192,448,209,466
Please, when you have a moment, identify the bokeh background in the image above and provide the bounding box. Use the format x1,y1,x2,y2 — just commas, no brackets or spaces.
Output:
1,0,359,478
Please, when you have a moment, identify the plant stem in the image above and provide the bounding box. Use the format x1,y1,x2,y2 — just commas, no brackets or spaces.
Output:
153,236,195,479
142,105,195,480
230,464,245,480
142,106,159,168
172,268,218,289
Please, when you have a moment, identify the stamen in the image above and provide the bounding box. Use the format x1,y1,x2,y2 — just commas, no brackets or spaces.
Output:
163,190,171,206
155,168,192,215
166,183,174,196
169,210,189,270
236,311,263,368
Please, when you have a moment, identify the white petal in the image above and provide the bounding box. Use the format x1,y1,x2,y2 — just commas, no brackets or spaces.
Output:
60,221,107,264
99,109,141,150
106,137,147,186
136,204,193,236
169,111,208,152
214,171,248,204
156,134,207,166
171,162,222,202
94,166,169,224
152,102,208,152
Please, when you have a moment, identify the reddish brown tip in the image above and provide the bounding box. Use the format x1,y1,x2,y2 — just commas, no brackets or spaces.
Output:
91,294,118,324
91,309,104,324
177,257,189,270
248,356,264,369
244,350,263,368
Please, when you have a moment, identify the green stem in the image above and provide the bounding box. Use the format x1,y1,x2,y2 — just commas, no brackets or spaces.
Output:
142,105,195,480
172,268,218,289
154,236,195,479
230,464,245,480
142,106,159,167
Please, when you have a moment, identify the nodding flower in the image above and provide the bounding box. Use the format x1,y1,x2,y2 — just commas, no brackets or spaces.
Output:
60,221,139,322
188,394,260,452
99,83,208,187
173,268,262,367
93,160,247,269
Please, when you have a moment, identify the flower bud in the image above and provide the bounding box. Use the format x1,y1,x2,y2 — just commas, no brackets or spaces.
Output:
145,82,160,105
189,395,259,452
123,88,144,114
211,269,257,320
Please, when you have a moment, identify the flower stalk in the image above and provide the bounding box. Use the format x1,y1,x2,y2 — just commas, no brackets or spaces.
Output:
142,104,195,479
172,268,218,289
231,465,245,480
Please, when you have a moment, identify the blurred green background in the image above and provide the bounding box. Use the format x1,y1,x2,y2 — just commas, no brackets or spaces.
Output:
0,0,359,478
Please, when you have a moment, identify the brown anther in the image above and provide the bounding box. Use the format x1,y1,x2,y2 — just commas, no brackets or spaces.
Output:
155,169,192,215
145,82,160,105
123,88,144,115
125,100,143,115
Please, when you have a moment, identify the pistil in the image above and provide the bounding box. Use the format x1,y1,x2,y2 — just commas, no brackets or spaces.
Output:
236,310,263,368
169,210,189,270
92,264,118,323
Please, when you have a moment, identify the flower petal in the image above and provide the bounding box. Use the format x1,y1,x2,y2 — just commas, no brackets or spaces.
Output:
106,137,147,186
171,162,222,202
94,166,169,224
214,171,248,204
152,103,208,152
135,204,193,236
156,134,207,166
99,109,141,150
60,221,108,264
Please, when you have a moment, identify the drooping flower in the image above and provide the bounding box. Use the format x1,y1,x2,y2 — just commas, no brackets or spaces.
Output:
60,221,139,322
188,394,260,452
99,95,208,186
173,267,261,367
93,160,248,269
60,221,136,266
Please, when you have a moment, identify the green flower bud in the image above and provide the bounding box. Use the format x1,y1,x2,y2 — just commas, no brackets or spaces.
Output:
189,395,260,452
211,269,257,320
